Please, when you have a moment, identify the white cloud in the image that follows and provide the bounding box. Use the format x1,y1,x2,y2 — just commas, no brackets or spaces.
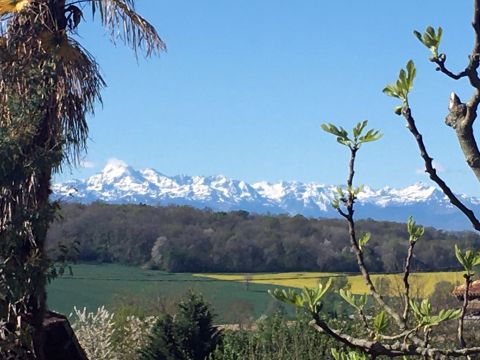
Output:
415,161,445,175
80,160,95,169
106,158,128,167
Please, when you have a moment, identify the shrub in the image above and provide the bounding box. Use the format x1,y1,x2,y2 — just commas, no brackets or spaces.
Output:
210,313,348,360
70,306,155,360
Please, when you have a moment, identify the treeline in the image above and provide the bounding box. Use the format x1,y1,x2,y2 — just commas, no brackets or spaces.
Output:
46,202,480,273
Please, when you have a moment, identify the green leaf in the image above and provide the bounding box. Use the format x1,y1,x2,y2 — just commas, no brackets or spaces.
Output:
399,69,407,90
321,123,348,139
331,349,341,360
270,278,332,314
373,311,389,335
434,308,461,324
384,60,416,106
331,198,340,210
353,120,368,139
339,289,367,311
339,289,356,308
322,123,352,147
358,232,371,251
331,349,367,360
383,85,398,98
406,60,416,90
337,137,350,146
323,121,381,149
413,30,423,42
455,244,466,268
473,255,480,267
407,216,424,243
354,185,364,195
359,129,383,143
413,26,442,58
455,245,480,275
335,186,344,197
437,27,443,44
269,288,304,308
409,298,459,328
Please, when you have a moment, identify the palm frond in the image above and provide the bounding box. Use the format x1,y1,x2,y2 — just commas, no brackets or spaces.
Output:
1,3,105,168
51,36,105,167
90,0,166,57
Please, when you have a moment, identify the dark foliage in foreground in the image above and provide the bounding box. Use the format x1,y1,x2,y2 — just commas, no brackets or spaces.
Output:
47,202,480,273
209,313,351,360
140,292,220,360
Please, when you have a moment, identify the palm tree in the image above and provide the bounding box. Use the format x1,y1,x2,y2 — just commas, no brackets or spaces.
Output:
0,1,165,358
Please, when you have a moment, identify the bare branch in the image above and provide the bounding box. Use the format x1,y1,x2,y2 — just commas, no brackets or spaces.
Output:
433,58,469,80
458,275,472,348
310,318,480,359
344,147,406,330
444,91,480,183
402,241,415,322
471,0,480,64
402,107,480,231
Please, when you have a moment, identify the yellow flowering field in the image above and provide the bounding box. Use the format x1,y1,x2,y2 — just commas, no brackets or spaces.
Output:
195,271,465,298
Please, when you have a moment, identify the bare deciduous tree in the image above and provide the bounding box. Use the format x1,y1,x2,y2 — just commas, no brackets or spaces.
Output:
273,1,480,358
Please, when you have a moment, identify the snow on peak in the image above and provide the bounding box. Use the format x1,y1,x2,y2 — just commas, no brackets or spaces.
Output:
102,158,129,176
390,182,437,200
52,160,480,230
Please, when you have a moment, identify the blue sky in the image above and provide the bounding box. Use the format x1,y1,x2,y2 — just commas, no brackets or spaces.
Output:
58,0,480,196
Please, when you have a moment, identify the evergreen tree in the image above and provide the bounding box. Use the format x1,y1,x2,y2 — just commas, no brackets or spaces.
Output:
140,292,220,360
140,314,181,360
175,292,221,360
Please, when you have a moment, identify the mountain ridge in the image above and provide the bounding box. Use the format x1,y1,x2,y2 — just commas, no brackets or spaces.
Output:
52,161,480,231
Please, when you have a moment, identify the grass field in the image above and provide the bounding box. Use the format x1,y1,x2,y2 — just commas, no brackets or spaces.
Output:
47,264,465,321
47,264,292,321
195,271,466,298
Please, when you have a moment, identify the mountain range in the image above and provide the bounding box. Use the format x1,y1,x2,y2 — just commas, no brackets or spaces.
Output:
52,161,480,231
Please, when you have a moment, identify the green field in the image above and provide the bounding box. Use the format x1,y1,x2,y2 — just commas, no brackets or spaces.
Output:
47,264,290,321
48,264,463,322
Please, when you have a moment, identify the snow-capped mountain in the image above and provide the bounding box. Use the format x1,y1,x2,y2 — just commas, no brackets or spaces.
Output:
52,161,480,231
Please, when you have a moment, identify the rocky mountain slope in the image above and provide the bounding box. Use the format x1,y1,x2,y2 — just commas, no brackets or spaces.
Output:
52,161,480,230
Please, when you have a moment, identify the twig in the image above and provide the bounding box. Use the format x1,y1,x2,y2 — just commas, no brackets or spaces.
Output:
458,275,472,348
310,317,480,359
341,147,406,330
433,58,468,80
402,241,415,322
402,107,480,231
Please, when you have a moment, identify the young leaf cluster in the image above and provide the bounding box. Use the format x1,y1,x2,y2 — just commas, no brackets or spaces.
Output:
383,60,416,114
331,349,366,360
407,217,424,244
454,245,480,276
331,186,364,210
358,232,371,251
372,311,390,337
321,120,382,150
269,278,332,314
409,299,461,330
413,26,443,59
339,289,367,312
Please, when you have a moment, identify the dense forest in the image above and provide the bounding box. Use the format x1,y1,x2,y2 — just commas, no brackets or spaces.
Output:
46,202,480,273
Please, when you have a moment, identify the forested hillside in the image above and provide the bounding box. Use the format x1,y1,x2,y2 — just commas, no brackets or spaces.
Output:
47,202,480,273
